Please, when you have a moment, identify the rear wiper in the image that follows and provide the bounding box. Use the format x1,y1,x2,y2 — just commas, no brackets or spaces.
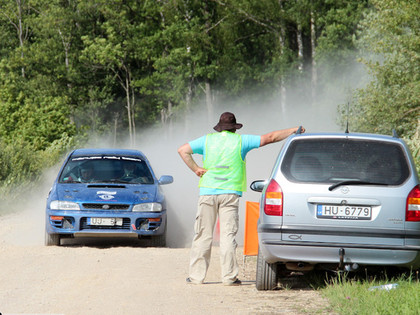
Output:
329,180,389,191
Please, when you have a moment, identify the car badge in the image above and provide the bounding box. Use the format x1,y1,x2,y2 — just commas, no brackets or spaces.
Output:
288,235,302,240
340,186,349,194
97,191,117,200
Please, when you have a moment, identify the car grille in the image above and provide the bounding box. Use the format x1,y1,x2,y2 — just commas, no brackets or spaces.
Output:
82,203,130,210
80,218,131,230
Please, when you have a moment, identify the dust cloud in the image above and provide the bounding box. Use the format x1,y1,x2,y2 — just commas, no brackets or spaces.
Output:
1,61,368,249
0,166,61,246
135,100,340,249
135,62,368,248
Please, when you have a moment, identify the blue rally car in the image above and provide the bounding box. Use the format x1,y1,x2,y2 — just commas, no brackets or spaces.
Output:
45,148,173,246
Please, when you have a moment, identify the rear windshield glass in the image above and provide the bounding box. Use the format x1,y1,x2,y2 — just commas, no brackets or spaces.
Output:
59,156,154,184
281,139,410,185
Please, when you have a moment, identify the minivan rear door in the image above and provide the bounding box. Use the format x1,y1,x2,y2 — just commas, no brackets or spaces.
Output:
277,135,411,246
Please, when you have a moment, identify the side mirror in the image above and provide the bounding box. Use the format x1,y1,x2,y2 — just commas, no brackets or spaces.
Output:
158,175,174,185
250,180,266,192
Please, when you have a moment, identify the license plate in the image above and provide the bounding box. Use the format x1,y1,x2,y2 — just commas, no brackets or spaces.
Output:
317,205,372,220
87,217,123,226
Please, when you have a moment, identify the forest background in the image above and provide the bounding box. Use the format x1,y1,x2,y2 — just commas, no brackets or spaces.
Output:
0,0,419,205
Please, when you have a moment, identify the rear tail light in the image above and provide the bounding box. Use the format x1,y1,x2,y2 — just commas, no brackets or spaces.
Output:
263,179,283,216
406,185,420,221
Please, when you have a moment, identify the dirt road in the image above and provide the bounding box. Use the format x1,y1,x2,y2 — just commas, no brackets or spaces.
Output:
0,208,332,315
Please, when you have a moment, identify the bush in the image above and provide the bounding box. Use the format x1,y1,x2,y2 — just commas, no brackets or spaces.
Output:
0,134,75,214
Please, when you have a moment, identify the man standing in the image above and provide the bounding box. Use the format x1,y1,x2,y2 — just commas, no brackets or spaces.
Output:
178,112,304,285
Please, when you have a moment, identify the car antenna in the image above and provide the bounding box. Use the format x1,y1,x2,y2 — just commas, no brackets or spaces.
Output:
296,126,302,134
392,129,399,138
345,102,350,134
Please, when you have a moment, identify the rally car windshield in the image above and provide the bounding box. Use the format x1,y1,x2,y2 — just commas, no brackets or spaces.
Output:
58,156,154,184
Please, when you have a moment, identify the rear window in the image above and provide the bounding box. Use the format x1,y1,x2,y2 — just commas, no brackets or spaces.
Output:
281,138,410,185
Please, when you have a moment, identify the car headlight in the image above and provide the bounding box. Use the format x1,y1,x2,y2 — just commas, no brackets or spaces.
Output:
50,200,80,210
132,203,162,212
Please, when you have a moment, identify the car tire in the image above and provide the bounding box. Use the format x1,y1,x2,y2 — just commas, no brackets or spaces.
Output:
45,232,61,246
150,224,167,247
256,248,278,290
139,223,167,247
150,233,166,247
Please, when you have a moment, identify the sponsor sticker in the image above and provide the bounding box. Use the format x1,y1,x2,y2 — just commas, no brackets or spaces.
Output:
97,191,117,200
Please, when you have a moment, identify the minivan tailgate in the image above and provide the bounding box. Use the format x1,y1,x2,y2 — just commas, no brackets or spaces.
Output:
280,184,406,246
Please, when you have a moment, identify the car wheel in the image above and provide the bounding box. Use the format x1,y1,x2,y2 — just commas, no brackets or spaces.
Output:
150,233,166,247
256,248,278,290
139,223,167,247
150,224,167,247
45,232,61,246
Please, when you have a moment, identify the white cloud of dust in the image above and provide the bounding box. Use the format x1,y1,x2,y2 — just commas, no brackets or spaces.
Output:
134,61,368,248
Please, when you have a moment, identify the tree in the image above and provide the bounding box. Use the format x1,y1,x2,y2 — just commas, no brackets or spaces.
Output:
348,0,419,136
0,0,379,192
0,0,32,77
79,1,163,145
343,0,420,168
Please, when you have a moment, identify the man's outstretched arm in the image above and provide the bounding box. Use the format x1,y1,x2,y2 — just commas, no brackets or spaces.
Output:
260,126,305,147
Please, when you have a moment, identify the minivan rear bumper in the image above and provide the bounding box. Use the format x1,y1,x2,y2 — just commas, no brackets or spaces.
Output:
258,223,420,268
259,239,420,269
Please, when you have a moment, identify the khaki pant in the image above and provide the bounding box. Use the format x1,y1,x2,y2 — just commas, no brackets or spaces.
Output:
188,194,239,284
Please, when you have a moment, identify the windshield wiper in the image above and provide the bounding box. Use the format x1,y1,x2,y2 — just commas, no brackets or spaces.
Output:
329,180,389,191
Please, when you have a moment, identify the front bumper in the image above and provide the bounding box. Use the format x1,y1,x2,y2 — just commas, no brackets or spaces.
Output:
45,209,166,237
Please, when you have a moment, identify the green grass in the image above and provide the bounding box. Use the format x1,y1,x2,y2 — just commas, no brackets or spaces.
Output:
320,270,420,315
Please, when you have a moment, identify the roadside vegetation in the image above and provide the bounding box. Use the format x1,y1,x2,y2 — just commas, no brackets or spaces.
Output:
339,0,420,171
319,271,420,315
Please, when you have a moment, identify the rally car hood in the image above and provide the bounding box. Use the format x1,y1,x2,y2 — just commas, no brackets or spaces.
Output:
54,183,158,204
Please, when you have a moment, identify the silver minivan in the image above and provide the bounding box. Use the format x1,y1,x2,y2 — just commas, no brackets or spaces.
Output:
251,130,420,290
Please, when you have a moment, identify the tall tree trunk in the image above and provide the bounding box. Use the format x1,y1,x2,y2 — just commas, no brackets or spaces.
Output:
17,0,25,77
311,9,317,104
297,23,304,73
58,29,70,70
278,0,287,114
113,112,119,147
125,74,134,147
161,100,173,139
203,1,214,126
57,28,72,90
131,84,136,146
184,70,193,134
205,80,214,126
3,0,30,77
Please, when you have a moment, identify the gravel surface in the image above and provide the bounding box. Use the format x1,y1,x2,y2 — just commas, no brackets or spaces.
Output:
0,208,334,315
